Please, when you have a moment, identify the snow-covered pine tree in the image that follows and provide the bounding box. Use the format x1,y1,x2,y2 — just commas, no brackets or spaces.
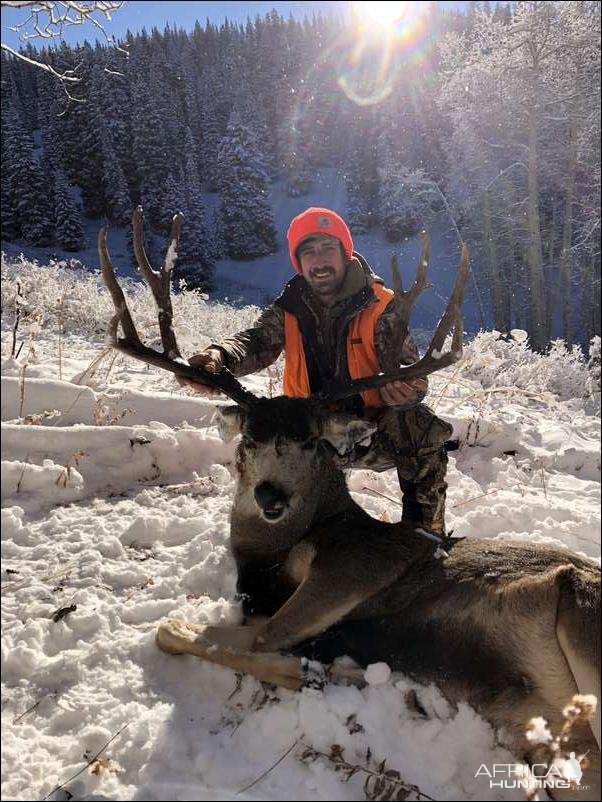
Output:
1,106,19,240
3,105,53,245
282,134,313,197
206,206,226,262
102,139,131,226
54,168,85,251
72,58,108,217
97,62,135,200
217,111,277,259
345,164,372,234
344,113,378,234
130,51,172,229
174,129,214,291
198,71,226,192
158,173,183,233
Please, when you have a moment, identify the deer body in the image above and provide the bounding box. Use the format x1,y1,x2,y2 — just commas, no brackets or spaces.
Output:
208,396,599,799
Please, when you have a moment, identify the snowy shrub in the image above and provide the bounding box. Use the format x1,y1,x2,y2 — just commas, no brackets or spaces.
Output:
1,253,261,353
461,330,601,415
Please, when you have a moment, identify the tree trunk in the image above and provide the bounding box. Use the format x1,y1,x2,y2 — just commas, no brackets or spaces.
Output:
559,124,577,346
483,191,505,330
588,250,602,342
545,199,558,338
526,99,547,351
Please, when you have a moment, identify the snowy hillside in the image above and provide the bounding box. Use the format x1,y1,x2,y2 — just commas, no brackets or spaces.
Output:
1,168,485,334
1,257,600,801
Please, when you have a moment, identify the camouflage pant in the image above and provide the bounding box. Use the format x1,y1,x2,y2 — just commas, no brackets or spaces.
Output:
349,404,453,535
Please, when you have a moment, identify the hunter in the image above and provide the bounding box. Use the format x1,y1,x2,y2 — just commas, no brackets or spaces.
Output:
183,207,453,536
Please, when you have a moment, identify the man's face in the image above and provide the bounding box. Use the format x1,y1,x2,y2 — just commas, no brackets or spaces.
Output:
297,235,347,302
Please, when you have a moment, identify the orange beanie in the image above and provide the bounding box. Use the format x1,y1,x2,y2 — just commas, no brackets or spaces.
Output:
287,207,354,273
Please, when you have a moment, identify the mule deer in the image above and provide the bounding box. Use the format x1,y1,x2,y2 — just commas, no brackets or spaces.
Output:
100,209,600,799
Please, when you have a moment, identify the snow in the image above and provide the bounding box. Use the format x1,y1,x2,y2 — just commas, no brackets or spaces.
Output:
526,717,554,746
1,258,600,801
364,663,391,686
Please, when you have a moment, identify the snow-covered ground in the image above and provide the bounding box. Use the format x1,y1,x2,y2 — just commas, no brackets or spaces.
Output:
1,257,600,801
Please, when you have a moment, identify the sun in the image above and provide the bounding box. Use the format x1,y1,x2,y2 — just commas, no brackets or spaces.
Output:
352,1,414,28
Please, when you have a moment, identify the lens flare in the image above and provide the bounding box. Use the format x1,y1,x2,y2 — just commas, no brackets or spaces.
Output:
278,1,435,175
337,1,435,106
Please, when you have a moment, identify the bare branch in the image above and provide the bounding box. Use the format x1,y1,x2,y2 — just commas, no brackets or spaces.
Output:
1,42,79,81
1,1,128,95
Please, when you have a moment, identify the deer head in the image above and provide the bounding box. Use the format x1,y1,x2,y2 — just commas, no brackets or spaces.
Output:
217,396,376,524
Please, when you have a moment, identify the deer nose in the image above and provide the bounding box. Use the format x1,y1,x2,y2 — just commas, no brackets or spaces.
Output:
254,482,289,520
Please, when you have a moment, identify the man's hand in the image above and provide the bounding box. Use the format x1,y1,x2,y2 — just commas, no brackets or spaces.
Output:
177,348,224,395
379,377,428,407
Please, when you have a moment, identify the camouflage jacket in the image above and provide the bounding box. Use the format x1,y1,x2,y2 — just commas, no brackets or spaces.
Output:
208,253,426,409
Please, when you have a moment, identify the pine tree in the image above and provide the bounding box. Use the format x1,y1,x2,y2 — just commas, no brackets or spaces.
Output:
345,164,372,234
102,140,131,225
282,137,313,197
1,108,19,240
217,112,277,259
129,45,173,227
73,58,107,217
207,206,226,262
3,105,53,245
174,129,214,290
198,67,230,191
159,173,183,232
54,168,85,251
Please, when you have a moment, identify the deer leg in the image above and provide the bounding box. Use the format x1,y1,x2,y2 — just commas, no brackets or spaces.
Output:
252,535,414,653
253,583,365,653
156,618,366,690
156,618,306,689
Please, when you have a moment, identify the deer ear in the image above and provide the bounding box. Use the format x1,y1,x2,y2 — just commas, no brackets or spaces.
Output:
320,414,377,459
215,405,245,442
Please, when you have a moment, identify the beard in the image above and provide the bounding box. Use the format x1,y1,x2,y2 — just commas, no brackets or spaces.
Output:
307,265,341,295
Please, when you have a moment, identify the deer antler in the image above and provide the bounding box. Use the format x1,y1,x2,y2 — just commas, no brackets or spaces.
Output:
392,230,431,320
314,239,470,402
99,207,258,409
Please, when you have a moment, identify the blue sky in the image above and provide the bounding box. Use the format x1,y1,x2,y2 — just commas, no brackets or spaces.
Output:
2,1,469,49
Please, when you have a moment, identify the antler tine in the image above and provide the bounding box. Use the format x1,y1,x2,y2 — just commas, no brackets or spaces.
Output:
132,206,182,360
390,253,403,295
312,242,470,403
99,213,259,410
398,231,431,306
410,231,431,300
98,224,142,347
424,243,469,359
131,205,156,283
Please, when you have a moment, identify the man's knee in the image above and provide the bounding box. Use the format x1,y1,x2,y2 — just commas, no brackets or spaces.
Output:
397,445,449,484
398,404,453,451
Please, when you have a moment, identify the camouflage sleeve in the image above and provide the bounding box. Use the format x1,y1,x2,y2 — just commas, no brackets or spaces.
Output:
374,294,428,404
208,303,285,378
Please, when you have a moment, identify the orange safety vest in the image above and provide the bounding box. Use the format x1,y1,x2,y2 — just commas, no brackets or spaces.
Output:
282,283,394,408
